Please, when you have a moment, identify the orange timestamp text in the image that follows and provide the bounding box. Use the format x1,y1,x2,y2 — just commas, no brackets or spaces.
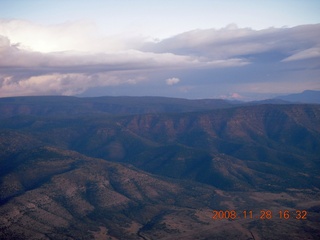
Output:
212,210,307,220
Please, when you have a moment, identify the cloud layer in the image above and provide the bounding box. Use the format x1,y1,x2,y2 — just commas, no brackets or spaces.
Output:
0,20,319,98
142,24,320,60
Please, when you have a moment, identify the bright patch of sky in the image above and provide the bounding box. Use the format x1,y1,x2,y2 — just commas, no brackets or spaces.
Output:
1,0,320,39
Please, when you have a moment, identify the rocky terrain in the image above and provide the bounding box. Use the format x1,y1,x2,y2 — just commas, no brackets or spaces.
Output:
0,96,319,239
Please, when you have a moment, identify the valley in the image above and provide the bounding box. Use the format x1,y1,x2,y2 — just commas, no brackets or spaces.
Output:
0,96,319,239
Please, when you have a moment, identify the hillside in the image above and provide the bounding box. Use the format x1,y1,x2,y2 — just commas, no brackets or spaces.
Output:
1,96,320,239
1,132,320,239
276,90,320,104
2,103,319,191
0,136,218,239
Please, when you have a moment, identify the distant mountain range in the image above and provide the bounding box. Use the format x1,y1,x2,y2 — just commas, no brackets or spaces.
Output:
0,95,319,239
275,90,320,104
0,90,318,119
0,95,235,118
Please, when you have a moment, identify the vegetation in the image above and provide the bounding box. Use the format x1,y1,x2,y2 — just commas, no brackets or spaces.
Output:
0,96,319,239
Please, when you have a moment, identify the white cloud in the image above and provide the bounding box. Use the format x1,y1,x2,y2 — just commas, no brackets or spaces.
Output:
142,24,320,61
0,29,247,97
0,72,148,97
0,20,319,98
282,47,320,62
219,92,246,100
0,19,146,53
166,77,180,85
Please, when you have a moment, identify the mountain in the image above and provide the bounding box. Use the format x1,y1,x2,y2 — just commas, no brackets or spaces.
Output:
275,90,320,104
2,103,319,191
1,131,319,240
0,135,219,239
1,96,320,239
0,95,235,118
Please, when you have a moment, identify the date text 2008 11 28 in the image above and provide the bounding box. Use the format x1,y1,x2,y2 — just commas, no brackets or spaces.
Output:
212,210,307,220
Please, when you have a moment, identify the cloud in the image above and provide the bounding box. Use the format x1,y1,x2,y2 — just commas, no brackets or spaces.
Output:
219,92,246,100
0,73,91,96
166,77,180,85
0,20,319,98
0,72,149,97
282,47,320,62
0,19,145,53
142,24,320,61
0,23,247,97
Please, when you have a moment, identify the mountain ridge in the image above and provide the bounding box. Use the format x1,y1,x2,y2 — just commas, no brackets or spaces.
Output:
1,90,318,118
2,102,319,191
1,95,320,239
275,90,320,104
0,95,236,118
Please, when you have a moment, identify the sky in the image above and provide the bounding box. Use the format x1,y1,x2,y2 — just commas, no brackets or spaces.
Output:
0,0,320,100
